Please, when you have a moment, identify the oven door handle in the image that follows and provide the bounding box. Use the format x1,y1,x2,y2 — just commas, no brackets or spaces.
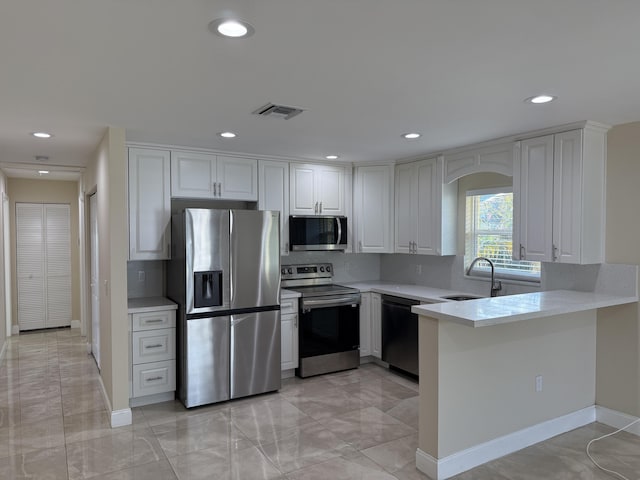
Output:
302,296,360,311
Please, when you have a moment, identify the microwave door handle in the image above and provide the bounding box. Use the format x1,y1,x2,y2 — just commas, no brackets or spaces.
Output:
336,217,342,246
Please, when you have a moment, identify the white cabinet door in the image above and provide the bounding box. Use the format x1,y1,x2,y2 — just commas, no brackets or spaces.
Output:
415,158,440,255
290,163,346,215
359,292,371,357
552,130,583,264
316,166,345,215
371,293,382,359
217,156,258,201
258,160,290,255
515,135,555,262
170,151,215,198
355,166,393,253
129,148,171,260
290,164,317,215
394,163,414,254
281,314,298,370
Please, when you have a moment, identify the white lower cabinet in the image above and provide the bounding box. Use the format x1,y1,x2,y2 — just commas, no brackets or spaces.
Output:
359,293,372,357
281,297,299,371
371,293,382,359
130,308,176,405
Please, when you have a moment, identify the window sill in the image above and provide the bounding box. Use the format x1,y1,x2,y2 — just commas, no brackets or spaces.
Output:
464,273,541,288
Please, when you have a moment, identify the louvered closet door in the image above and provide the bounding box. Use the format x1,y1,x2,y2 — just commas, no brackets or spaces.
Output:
16,203,71,330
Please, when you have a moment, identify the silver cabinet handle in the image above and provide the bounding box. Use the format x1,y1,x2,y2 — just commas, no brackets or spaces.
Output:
319,201,322,213
552,244,559,262
218,182,222,196
145,344,163,349
213,182,217,196
146,376,163,382
520,244,525,260
314,202,318,214
144,319,164,324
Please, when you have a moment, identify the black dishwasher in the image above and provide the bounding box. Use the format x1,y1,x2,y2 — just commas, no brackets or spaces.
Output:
381,295,420,377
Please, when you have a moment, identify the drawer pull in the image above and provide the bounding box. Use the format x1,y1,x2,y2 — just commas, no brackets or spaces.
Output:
145,319,164,324
146,376,164,382
145,344,163,349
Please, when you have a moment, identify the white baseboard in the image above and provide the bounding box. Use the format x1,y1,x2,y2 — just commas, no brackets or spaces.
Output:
98,374,133,428
70,320,81,329
11,325,18,335
416,406,596,480
596,406,640,436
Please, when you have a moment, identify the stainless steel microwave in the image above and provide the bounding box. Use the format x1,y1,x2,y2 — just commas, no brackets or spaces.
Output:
289,216,348,251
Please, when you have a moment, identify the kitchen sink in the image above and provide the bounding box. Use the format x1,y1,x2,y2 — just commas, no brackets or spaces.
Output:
441,295,482,301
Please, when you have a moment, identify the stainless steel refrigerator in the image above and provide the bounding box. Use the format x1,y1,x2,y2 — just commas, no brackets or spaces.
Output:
167,209,281,408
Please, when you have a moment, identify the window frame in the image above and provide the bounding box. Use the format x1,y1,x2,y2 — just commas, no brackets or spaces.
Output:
465,187,541,284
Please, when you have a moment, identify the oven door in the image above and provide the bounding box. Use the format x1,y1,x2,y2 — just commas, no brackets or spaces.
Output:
297,295,360,377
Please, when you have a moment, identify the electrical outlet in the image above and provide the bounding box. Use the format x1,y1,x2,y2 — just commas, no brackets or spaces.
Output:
138,270,145,282
535,375,543,392
415,264,422,275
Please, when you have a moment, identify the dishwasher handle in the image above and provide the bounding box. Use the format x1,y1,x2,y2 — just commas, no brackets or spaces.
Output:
381,294,421,307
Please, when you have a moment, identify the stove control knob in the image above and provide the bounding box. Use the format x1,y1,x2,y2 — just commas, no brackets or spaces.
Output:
287,267,293,274
326,265,331,272
281,268,286,275
319,266,325,272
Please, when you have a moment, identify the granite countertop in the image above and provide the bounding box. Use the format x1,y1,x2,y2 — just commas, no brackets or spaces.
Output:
128,297,178,313
412,290,638,327
343,281,480,303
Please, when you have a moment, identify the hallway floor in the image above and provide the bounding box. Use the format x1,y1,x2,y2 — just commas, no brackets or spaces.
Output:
0,328,639,479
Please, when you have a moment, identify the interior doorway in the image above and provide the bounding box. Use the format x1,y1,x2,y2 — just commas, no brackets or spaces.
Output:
89,193,100,369
3,194,10,337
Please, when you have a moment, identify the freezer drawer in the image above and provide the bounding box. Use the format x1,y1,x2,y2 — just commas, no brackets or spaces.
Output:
230,309,281,399
181,316,230,408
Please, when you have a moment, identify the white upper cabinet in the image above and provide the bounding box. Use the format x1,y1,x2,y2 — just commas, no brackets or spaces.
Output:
513,124,607,264
171,151,257,201
444,142,514,183
290,163,346,215
128,148,172,260
394,156,457,256
354,165,394,253
258,160,290,255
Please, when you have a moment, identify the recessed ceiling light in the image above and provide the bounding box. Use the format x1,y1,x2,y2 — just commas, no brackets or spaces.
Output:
325,155,339,160
208,19,255,38
38,170,49,175
218,131,237,138
402,133,421,139
525,94,556,104
32,132,52,138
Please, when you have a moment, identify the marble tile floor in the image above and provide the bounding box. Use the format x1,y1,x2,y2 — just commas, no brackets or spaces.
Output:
1,329,640,479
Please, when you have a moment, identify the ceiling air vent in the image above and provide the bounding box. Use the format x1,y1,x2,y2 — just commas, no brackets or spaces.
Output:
253,103,304,120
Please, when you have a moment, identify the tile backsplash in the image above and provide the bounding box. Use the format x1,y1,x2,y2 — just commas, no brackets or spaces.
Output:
127,261,165,298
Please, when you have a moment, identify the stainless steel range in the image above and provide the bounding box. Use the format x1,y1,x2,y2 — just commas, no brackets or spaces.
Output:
281,263,361,378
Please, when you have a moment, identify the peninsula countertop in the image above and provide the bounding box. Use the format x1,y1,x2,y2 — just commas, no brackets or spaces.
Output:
412,289,638,327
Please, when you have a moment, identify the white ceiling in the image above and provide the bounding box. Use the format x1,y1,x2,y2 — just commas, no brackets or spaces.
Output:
1,0,640,173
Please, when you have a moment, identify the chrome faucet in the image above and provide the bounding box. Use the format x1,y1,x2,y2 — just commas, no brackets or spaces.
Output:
466,257,502,297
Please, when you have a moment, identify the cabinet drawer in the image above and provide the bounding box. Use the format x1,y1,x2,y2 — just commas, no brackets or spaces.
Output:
281,299,298,315
132,310,176,331
132,360,176,397
132,328,176,364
